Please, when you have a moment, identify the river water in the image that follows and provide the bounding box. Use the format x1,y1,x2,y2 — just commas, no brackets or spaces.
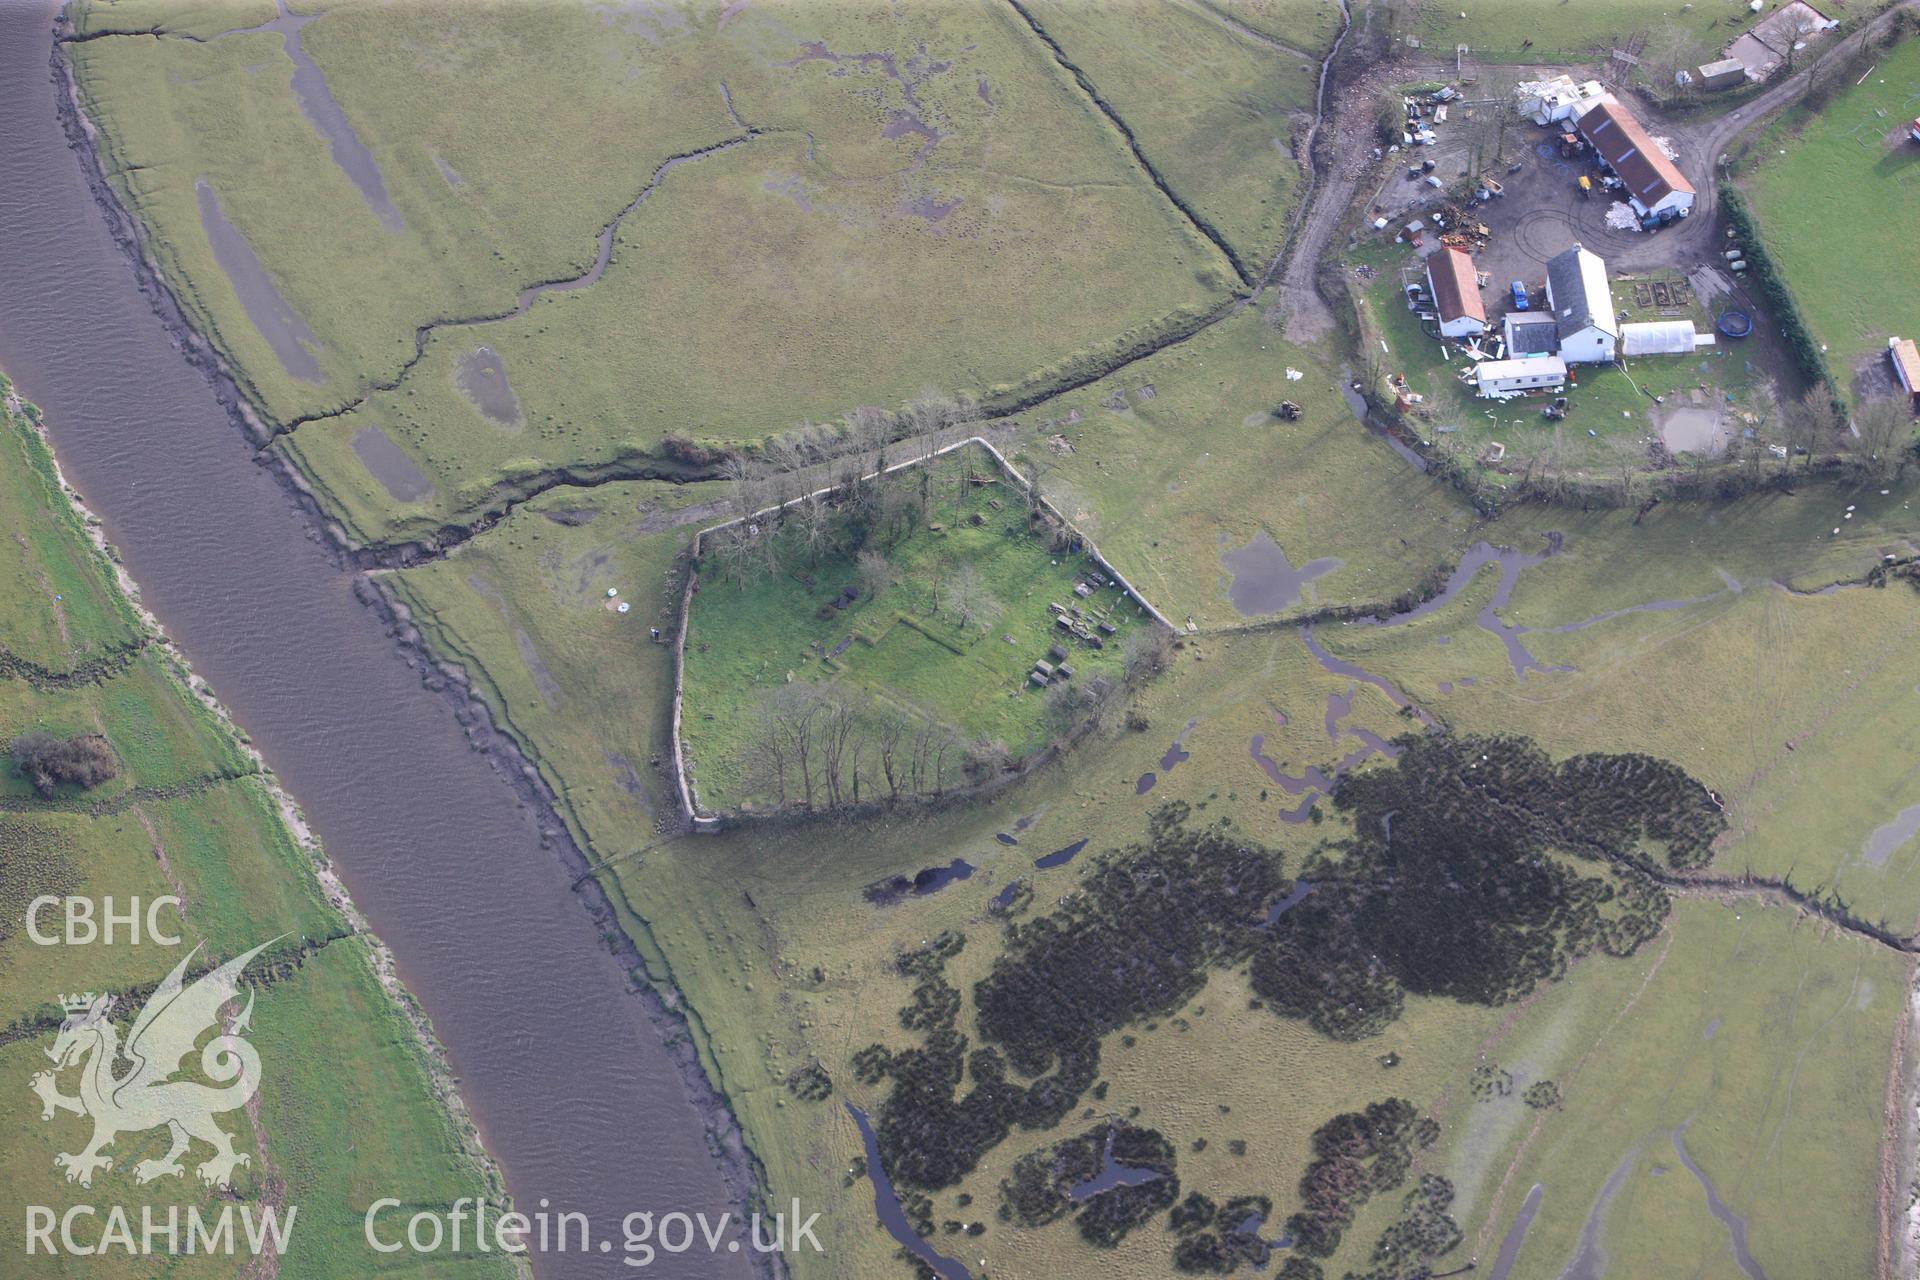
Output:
0,7,746,1277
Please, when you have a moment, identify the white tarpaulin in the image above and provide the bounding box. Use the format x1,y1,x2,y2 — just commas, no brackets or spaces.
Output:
1621,320,1704,356
1605,201,1642,231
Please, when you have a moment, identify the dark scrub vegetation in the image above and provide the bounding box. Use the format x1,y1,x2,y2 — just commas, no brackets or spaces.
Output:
1284,1100,1438,1262
10,729,118,797
1000,1122,1180,1247
1251,733,1716,1038
1169,1191,1278,1274
860,734,1718,1257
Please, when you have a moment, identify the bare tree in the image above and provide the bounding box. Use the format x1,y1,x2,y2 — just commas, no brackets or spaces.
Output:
856,548,901,600
820,695,861,807
946,562,990,630
1122,626,1173,683
1787,388,1838,472
791,490,836,568
768,684,826,808
875,707,909,802
1854,396,1914,479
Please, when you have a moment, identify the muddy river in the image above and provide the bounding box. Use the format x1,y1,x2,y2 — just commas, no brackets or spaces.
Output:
0,7,745,1276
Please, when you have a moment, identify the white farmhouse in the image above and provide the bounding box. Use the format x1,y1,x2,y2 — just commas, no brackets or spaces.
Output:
1545,245,1618,365
1426,246,1487,339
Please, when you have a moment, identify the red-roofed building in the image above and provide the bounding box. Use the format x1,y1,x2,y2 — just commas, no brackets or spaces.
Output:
1576,100,1695,220
1425,247,1487,339
1891,337,1920,410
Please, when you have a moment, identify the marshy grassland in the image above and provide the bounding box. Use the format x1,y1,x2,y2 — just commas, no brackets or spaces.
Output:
0,386,510,1279
55,4,1920,1278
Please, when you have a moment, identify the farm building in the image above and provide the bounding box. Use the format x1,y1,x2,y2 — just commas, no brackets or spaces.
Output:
1475,356,1567,398
1575,99,1695,219
1514,75,1611,127
1724,1,1838,82
1504,314,1561,357
1621,321,1713,357
1545,245,1619,364
1891,337,1920,409
1426,246,1488,339
1696,58,1747,91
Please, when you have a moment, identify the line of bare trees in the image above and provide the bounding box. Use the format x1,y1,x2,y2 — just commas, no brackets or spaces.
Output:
744,683,994,810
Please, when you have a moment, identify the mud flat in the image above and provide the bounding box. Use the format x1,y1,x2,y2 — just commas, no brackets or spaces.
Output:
196,178,324,382
453,344,525,428
351,424,432,502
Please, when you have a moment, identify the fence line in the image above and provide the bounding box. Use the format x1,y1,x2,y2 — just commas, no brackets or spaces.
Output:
668,433,1173,831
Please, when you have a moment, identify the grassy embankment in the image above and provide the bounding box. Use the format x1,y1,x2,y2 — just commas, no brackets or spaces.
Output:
1742,33,1920,400
0,385,512,1280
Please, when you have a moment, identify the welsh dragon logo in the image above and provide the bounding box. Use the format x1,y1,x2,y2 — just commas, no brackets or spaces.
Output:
31,940,276,1189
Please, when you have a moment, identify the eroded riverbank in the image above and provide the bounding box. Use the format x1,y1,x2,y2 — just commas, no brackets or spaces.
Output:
0,4,760,1276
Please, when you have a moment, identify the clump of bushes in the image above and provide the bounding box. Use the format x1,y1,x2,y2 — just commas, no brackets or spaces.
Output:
10,731,117,798
1285,1099,1435,1260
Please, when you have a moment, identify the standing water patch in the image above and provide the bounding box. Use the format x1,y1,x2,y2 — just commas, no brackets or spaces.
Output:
1220,529,1341,616
453,345,524,428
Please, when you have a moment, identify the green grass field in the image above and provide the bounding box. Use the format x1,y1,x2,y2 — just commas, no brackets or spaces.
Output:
681,453,1141,810
1744,34,1920,393
0,392,509,1279
1003,305,1478,630
73,0,1237,546
1401,0,1829,65
1019,0,1321,273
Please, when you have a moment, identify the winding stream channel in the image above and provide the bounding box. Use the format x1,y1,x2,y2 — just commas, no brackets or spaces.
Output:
0,6,748,1277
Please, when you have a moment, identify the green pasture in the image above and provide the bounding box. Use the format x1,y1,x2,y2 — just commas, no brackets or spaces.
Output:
1404,0,1818,65
1190,0,1346,55
1744,34,1920,393
0,392,506,1279
1007,305,1476,630
681,454,1140,810
1021,0,1321,272
68,0,744,425
0,391,141,672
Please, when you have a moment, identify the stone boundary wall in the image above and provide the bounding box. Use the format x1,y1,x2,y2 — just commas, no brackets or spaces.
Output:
669,433,1172,830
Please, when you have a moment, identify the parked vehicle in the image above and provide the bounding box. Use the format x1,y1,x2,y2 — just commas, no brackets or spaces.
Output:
1510,281,1530,311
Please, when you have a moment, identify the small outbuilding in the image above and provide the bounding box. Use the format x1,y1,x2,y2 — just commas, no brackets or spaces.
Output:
1504,314,1561,357
1696,58,1747,91
1426,246,1488,339
1890,337,1920,409
1545,245,1619,364
1621,321,1713,357
1475,356,1568,398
